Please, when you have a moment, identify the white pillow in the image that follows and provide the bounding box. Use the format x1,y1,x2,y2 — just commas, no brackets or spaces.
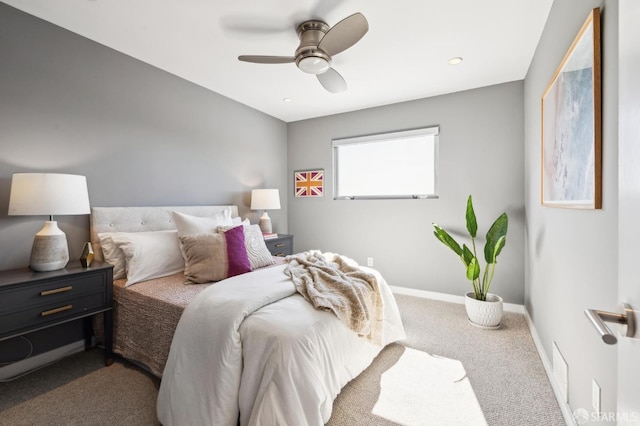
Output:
231,217,251,226
98,233,126,280
109,230,184,286
243,224,277,269
170,209,234,236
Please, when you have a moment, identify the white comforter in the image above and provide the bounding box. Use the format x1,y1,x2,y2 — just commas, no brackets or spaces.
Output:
157,263,405,426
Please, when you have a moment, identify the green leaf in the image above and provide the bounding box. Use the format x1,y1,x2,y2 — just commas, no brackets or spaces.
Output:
484,212,508,263
466,257,480,281
492,236,506,261
465,195,477,238
461,244,474,267
433,224,462,256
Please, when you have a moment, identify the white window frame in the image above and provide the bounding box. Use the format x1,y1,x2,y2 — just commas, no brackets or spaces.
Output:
332,126,439,200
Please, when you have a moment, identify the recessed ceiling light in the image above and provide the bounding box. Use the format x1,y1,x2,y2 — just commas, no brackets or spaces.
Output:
448,57,463,65
283,98,293,103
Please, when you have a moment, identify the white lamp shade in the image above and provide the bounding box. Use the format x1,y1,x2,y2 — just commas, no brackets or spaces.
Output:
251,189,281,210
8,173,90,216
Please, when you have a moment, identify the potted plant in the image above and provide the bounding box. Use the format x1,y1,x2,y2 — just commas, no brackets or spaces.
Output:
433,195,508,328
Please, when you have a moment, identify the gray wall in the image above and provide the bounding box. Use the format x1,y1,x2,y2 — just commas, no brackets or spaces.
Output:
287,81,525,304
0,3,288,272
0,4,286,362
524,0,618,415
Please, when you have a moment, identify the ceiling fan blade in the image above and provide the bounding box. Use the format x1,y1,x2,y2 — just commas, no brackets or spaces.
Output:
238,55,296,64
317,68,347,93
317,12,368,57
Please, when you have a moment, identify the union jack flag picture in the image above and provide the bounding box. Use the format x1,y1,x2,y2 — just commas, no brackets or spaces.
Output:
294,169,324,197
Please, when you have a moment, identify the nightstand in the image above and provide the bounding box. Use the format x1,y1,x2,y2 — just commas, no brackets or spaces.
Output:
0,262,114,366
265,234,294,257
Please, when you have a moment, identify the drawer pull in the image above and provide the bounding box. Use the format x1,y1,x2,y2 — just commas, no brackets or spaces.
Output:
275,253,286,257
41,286,73,296
275,243,285,248
41,305,73,317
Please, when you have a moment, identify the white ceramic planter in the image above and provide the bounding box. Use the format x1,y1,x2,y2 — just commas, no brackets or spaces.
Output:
464,292,503,329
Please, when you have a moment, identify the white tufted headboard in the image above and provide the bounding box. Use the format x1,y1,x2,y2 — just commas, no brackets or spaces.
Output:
90,205,239,261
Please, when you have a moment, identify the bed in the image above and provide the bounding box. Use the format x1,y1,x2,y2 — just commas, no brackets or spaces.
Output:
90,205,406,426
90,206,241,376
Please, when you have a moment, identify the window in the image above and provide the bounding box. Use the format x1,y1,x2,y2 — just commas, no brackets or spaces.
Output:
332,126,439,199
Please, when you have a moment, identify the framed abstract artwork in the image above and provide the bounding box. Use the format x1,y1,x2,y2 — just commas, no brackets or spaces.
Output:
541,8,601,209
294,169,324,197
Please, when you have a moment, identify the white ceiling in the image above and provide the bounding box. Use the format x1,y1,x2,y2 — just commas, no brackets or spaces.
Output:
3,0,553,123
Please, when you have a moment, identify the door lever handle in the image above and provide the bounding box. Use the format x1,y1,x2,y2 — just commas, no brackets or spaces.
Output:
584,303,635,345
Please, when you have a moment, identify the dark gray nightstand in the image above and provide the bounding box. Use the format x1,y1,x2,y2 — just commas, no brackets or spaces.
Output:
0,262,114,366
264,234,294,257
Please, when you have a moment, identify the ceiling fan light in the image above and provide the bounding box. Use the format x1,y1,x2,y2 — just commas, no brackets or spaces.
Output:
298,56,330,74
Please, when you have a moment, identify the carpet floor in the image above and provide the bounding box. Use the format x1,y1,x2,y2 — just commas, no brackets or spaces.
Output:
0,294,566,425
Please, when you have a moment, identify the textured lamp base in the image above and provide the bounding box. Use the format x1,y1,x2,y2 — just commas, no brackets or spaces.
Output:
258,211,273,234
30,221,69,272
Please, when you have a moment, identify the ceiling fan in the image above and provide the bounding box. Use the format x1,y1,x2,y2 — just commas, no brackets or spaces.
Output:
238,12,368,94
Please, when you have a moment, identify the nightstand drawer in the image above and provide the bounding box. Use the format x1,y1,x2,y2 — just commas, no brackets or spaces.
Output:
265,235,293,257
0,272,106,312
0,291,107,336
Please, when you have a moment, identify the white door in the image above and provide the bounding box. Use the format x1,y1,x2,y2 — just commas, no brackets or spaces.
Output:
617,0,640,423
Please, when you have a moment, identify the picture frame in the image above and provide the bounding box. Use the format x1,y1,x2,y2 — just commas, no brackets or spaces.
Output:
294,169,324,197
541,8,601,209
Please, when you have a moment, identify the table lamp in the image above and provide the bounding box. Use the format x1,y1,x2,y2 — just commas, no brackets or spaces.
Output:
8,173,91,272
250,189,281,234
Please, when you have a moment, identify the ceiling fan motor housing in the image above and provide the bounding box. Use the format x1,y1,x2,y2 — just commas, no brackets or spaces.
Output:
295,20,331,74
237,12,367,93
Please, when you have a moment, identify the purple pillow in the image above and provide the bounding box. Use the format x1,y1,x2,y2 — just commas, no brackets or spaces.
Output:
222,225,251,277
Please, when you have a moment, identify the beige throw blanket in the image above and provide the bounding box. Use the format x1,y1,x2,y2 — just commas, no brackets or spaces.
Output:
284,251,384,345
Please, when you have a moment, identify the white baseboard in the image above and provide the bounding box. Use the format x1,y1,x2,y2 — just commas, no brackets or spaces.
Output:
0,339,86,381
390,285,573,425
523,310,576,426
389,285,525,314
